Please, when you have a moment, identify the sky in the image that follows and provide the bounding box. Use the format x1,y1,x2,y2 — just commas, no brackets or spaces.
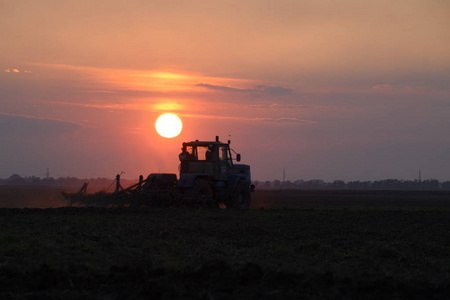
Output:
1,0,450,182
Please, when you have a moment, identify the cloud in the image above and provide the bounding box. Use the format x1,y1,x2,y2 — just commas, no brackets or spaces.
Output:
372,84,432,94
153,102,183,111
184,113,316,125
0,113,80,138
50,98,185,114
195,83,254,93
372,84,393,90
254,85,293,95
4,68,32,73
196,83,293,95
244,103,307,110
254,117,315,124
243,103,344,112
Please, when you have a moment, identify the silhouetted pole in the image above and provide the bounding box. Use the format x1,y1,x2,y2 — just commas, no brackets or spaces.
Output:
138,175,144,192
115,174,123,193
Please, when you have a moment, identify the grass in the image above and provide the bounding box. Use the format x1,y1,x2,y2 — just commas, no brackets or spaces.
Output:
1,206,450,299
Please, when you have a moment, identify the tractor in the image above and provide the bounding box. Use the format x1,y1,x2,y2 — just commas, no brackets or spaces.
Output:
177,136,253,208
64,136,254,208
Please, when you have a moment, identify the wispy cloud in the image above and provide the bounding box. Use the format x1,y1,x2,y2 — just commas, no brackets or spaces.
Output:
244,103,307,110
50,99,185,113
0,112,80,139
254,85,293,95
33,63,252,93
196,83,293,95
244,103,342,110
4,68,32,73
195,83,254,93
50,100,315,125
52,101,129,111
18,63,309,126
372,84,433,94
183,113,316,125
0,112,78,125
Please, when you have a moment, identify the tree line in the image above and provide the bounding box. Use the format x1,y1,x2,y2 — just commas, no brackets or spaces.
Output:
2,174,450,191
0,174,137,189
253,179,450,191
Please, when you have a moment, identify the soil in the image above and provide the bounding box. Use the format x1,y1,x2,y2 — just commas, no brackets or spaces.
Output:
1,188,450,299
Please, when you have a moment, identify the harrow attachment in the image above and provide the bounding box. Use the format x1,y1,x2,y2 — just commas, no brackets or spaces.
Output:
64,174,182,208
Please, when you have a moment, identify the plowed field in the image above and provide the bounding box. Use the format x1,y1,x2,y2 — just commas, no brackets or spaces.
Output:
1,188,450,299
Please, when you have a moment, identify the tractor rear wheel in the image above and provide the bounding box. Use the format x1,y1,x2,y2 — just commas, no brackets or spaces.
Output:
187,178,216,207
228,183,250,209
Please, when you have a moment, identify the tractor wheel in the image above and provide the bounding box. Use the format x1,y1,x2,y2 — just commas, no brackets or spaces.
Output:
187,179,216,207
228,183,250,209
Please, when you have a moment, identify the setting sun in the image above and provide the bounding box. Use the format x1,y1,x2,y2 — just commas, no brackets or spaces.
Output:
155,113,183,138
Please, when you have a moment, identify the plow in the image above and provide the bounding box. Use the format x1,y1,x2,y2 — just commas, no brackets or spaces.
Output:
64,136,254,208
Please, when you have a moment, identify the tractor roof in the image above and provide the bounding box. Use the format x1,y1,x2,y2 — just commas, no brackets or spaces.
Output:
183,136,230,147
183,140,229,147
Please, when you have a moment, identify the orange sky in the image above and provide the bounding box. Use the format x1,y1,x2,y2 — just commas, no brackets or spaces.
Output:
1,0,450,181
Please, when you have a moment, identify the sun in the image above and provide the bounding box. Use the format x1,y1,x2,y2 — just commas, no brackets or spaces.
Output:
155,113,183,138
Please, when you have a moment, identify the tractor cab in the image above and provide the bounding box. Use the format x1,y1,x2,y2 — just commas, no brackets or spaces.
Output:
178,136,238,181
179,137,237,162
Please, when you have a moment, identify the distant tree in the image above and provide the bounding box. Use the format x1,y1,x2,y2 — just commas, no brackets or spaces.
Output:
273,180,281,189
6,174,25,185
294,180,304,189
304,180,324,190
420,179,440,190
281,180,294,189
372,179,402,190
442,181,450,191
330,180,346,190
263,181,272,189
